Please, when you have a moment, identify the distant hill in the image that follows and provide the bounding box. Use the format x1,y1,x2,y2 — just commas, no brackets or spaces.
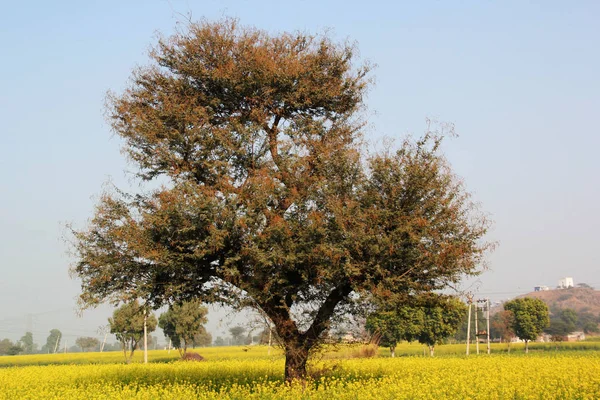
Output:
517,287,600,315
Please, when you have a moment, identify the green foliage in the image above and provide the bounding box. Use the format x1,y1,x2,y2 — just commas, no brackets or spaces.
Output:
158,300,209,356
109,300,157,362
366,308,422,356
44,329,62,354
0,339,22,356
71,18,491,381
504,298,549,352
75,337,100,352
19,332,35,354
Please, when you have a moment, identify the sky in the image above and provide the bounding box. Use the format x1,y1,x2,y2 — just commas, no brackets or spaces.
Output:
0,0,599,345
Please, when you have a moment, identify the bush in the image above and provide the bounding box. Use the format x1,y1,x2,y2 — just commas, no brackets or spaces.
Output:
181,352,204,362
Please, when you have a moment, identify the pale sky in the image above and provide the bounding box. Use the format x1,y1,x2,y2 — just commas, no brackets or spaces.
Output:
1,0,599,344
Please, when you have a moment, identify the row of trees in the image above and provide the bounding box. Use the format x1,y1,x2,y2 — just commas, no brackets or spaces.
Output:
108,299,211,362
366,295,465,357
0,330,63,356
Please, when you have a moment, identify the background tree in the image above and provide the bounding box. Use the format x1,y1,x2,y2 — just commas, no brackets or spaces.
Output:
0,339,22,356
43,329,62,354
545,308,577,340
76,337,100,352
193,330,212,347
229,326,246,346
19,332,35,354
71,19,491,381
366,307,423,357
415,296,466,356
504,298,549,353
490,310,515,351
214,336,225,346
109,300,157,362
158,299,209,356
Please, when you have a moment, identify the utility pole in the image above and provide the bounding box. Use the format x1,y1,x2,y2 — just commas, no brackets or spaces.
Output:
466,294,473,355
474,301,479,355
143,307,148,364
486,298,491,355
53,335,60,354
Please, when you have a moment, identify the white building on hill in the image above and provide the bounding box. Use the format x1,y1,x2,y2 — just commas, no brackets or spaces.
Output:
558,277,574,289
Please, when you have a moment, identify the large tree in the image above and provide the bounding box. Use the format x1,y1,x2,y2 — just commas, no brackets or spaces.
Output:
158,299,209,356
75,336,100,352
504,298,549,353
109,300,157,362
71,19,490,380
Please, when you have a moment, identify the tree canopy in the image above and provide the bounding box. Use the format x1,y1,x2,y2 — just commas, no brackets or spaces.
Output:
158,299,209,356
108,300,157,362
504,297,549,353
71,18,491,380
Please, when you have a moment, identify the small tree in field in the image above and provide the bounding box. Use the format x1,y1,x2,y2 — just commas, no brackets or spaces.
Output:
109,300,157,362
70,19,491,381
366,307,422,357
159,299,209,356
504,298,549,353
416,296,466,356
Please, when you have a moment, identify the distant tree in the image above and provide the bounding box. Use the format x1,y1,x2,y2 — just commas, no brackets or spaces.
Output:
193,330,212,347
504,298,549,353
229,326,246,345
214,336,225,346
158,300,209,356
366,307,423,357
19,332,35,354
577,283,594,289
415,296,466,356
109,300,157,363
76,337,100,352
0,338,20,355
490,310,515,351
545,308,578,339
45,329,62,354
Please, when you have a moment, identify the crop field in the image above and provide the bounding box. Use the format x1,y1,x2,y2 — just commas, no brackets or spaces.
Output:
1,344,599,399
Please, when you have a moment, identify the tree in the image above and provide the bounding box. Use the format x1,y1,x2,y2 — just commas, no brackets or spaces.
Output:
545,308,578,339
193,330,212,347
108,300,157,363
490,310,514,351
366,307,423,357
76,337,100,352
158,299,209,356
214,336,225,346
415,296,466,356
45,329,62,354
504,298,549,353
0,338,21,356
19,332,35,354
70,19,491,381
229,326,246,346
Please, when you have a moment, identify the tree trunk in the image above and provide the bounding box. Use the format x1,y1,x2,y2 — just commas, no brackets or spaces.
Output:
284,345,309,382
525,340,529,354
429,345,435,357
390,345,396,358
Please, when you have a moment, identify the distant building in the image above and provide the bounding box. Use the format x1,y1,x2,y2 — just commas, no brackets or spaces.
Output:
534,285,550,292
558,277,574,289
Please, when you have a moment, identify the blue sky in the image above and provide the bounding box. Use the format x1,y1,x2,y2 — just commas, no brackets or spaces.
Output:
1,0,599,344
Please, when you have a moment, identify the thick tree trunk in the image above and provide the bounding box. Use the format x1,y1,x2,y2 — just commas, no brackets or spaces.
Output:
525,340,529,354
390,346,396,358
284,345,310,382
429,345,435,357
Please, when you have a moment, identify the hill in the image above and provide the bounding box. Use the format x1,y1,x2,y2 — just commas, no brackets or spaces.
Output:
517,287,600,316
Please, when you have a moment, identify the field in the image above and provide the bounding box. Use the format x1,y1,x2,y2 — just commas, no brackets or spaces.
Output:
1,343,600,399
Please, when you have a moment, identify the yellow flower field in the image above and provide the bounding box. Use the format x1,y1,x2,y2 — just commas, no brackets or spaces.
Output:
1,347,599,399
